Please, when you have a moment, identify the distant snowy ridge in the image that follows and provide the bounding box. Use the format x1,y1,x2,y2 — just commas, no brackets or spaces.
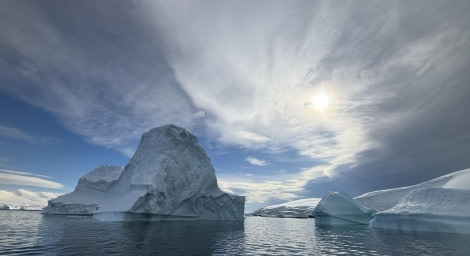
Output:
42,124,245,220
0,189,61,210
252,198,321,218
355,168,470,211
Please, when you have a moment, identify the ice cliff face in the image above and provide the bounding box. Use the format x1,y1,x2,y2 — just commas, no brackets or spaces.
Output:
42,124,245,220
252,198,321,218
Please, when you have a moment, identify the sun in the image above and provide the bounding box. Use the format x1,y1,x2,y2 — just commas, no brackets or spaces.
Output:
312,92,330,111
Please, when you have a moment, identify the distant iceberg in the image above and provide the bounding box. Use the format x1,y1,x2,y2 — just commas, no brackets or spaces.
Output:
313,191,376,226
252,198,321,218
370,188,470,233
42,124,245,220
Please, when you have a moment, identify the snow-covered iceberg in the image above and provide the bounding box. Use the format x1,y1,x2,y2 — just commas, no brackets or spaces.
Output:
252,198,321,218
42,124,245,220
313,191,376,226
354,168,470,233
355,168,470,211
370,188,470,233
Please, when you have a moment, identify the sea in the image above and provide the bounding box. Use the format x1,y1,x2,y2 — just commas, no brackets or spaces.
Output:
1,210,469,255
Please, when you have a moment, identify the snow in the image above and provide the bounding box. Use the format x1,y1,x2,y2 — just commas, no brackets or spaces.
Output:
355,168,470,211
370,188,470,233
313,191,376,226
82,165,124,183
42,124,245,220
252,198,321,218
0,189,61,210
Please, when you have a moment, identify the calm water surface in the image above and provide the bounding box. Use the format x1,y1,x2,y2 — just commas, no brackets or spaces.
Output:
0,210,469,255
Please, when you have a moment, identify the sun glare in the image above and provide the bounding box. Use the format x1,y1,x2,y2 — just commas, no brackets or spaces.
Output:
312,92,330,111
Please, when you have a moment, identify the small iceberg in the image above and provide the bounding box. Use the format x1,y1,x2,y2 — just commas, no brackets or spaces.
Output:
313,191,376,226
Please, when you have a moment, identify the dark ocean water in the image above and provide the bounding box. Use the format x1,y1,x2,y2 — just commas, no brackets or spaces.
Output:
0,210,469,255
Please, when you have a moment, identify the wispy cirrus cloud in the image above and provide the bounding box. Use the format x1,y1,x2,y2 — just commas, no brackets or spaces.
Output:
0,125,57,144
1,1,469,208
0,1,195,157
146,0,470,201
0,169,64,189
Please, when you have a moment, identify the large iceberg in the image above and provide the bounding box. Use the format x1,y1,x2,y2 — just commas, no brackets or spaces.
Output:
370,188,470,233
355,168,470,211
313,191,376,226
252,198,321,218
354,168,470,233
42,124,245,220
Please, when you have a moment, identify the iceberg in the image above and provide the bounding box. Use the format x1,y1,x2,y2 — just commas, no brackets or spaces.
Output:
370,188,470,233
42,124,245,220
252,198,321,218
353,168,470,233
355,168,470,211
313,191,376,226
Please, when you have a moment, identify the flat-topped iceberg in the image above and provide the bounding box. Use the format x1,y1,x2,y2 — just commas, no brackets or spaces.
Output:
252,198,321,218
313,191,376,226
42,124,245,220
354,168,470,233
355,168,470,211
370,188,470,233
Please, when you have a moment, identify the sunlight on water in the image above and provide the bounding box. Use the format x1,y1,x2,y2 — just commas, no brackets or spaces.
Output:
0,211,469,255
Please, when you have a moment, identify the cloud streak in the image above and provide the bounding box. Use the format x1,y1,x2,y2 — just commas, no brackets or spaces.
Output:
0,169,64,189
0,124,57,144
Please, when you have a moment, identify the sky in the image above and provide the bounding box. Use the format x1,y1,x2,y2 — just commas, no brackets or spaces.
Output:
1,0,470,212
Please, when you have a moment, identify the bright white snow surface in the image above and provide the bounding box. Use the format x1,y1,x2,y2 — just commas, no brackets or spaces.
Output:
355,168,470,233
313,191,376,226
42,124,245,220
355,168,470,211
0,189,61,210
370,188,470,233
252,198,321,218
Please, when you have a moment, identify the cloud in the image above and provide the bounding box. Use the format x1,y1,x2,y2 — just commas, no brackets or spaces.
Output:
0,169,64,189
1,1,470,207
146,0,470,191
0,189,61,207
0,169,53,179
245,157,267,166
0,1,196,157
0,124,57,144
